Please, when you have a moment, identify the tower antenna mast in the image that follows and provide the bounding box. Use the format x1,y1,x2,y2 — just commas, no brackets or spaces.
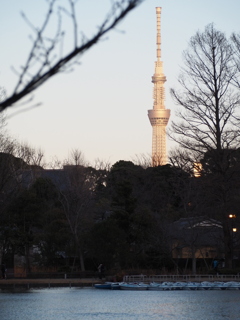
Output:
148,7,170,166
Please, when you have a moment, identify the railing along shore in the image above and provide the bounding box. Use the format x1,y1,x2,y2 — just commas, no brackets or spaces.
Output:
123,274,240,283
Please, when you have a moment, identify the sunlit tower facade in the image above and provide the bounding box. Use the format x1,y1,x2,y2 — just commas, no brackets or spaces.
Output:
148,7,170,166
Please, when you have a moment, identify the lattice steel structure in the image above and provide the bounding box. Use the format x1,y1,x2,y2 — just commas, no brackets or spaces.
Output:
148,7,170,166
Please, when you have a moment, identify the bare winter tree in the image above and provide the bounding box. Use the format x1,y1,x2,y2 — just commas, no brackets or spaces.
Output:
0,0,144,112
57,164,98,271
170,23,240,168
14,142,45,168
132,153,152,169
62,149,88,167
231,32,240,87
169,24,240,269
0,114,14,154
93,158,111,172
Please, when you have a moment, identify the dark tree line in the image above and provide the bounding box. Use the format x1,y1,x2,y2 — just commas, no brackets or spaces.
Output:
1,151,240,274
0,155,188,273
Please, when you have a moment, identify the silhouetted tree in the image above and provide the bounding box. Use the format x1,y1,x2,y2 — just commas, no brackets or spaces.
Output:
170,24,240,268
57,164,98,271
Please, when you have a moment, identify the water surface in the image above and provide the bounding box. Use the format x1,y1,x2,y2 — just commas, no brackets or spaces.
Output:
0,288,240,320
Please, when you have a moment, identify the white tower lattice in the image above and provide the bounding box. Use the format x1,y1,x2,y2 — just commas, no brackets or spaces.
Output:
148,7,170,166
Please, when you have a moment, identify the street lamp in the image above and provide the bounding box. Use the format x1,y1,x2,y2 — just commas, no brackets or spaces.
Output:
229,214,237,269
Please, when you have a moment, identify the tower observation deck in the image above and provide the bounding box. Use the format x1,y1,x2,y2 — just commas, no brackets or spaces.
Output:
148,7,170,166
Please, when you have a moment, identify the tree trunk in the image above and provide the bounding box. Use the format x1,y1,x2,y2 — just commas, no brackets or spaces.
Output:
79,248,85,272
25,244,31,274
191,247,196,275
223,222,232,269
74,234,85,272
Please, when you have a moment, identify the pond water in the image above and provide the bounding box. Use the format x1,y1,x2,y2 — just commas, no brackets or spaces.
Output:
0,287,240,320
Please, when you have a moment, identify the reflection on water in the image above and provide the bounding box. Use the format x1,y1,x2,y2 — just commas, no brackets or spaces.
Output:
0,288,240,320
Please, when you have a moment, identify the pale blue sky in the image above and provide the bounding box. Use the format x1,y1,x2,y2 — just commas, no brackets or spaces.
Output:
1,0,240,166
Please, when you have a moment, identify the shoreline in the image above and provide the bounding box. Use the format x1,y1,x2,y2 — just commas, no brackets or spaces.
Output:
0,278,101,290
1,275,240,290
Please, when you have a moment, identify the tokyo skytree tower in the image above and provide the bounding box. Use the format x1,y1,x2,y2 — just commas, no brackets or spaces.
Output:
148,7,170,166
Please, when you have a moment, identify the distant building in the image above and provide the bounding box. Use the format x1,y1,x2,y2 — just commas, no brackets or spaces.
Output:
171,216,224,260
169,216,228,273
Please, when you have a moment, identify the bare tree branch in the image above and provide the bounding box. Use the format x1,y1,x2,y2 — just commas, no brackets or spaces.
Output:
0,0,144,112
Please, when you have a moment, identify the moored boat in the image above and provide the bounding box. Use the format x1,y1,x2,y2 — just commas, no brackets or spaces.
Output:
94,282,115,289
95,280,240,290
111,282,123,290
187,282,202,290
120,283,149,290
171,282,188,290
148,282,161,290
